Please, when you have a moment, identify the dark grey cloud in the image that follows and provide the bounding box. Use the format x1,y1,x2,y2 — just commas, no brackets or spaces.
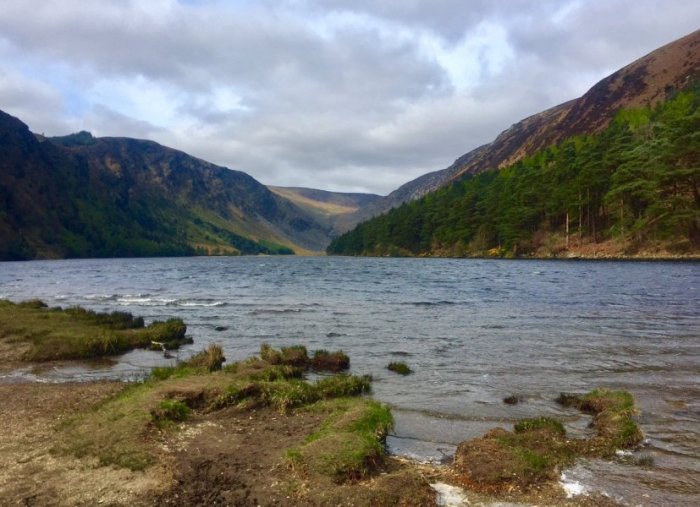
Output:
0,0,697,194
303,0,563,42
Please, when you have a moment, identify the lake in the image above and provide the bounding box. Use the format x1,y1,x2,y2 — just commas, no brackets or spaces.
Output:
1,256,698,506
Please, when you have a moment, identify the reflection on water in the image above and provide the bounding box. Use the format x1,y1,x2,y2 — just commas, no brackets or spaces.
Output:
1,256,699,505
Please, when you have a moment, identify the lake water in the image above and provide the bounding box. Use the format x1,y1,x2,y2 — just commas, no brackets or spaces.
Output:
1,256,698,506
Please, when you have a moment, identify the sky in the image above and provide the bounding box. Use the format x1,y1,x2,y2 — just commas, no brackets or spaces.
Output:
0,1,698,195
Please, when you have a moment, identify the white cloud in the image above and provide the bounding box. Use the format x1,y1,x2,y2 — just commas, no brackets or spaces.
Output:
0,0,698,194
421,20,515,90
0,67,68,134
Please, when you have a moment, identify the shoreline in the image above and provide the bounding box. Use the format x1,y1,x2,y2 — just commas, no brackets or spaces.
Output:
0,373,623,507
0,332,641,507
2,252,700,264
0,299,683,506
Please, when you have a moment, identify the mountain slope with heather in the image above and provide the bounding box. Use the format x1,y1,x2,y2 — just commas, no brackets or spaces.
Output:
0,112,331,260
346,29,700,229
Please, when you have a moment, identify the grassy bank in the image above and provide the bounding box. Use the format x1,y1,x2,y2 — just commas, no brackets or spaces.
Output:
0,299,191,361
1,328,646,505
54,344,437,505
56,344,381,472
57,343,643,503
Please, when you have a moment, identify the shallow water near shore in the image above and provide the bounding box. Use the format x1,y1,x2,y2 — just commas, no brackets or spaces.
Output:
1,256,698,505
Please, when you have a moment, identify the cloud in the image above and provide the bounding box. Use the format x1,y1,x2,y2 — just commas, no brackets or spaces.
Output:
0,66,68,134
0,0,698,194
84,104,168,140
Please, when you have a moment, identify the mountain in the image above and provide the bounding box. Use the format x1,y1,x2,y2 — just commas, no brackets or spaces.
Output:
329,30,700,258
345,29,700,229
0,112,332,260
268,186,380,235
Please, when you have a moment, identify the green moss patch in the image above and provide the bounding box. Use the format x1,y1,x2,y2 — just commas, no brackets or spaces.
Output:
387,361,412,375
514,416,565,436
211,373,372,413
56,381,161,470
288,399,393,483
151,399,190,427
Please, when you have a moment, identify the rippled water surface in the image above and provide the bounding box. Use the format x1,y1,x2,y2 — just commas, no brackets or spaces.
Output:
1,257,698,505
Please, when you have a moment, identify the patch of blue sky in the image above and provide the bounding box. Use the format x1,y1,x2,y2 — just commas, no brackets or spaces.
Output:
418,21,514,91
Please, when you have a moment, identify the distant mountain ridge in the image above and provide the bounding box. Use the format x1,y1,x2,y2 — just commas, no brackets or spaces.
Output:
0,112,333,260
346,29,700,229
268,186,380,235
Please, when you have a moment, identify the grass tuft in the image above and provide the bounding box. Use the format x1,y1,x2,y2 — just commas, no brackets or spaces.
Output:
150,366,179,381
387,361,412,375
260,343,310,366
260,343,283,364
260,344,351,373
280,345,309,366
146,318,191,349
249,364,305,381
315,375,371,398
63,306,145,329
17,299,48,309
211,374,372,413
151,399,190,427
181,344,226,372
311,349,350,372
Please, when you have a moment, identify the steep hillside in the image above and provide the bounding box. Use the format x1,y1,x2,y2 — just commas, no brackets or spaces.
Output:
269,186,380,234
328,86,700,258
346,29,700,228
0,112,331,260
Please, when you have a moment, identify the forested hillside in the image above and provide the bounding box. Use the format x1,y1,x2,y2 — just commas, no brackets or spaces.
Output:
328,86,700,258
343,29,700,230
